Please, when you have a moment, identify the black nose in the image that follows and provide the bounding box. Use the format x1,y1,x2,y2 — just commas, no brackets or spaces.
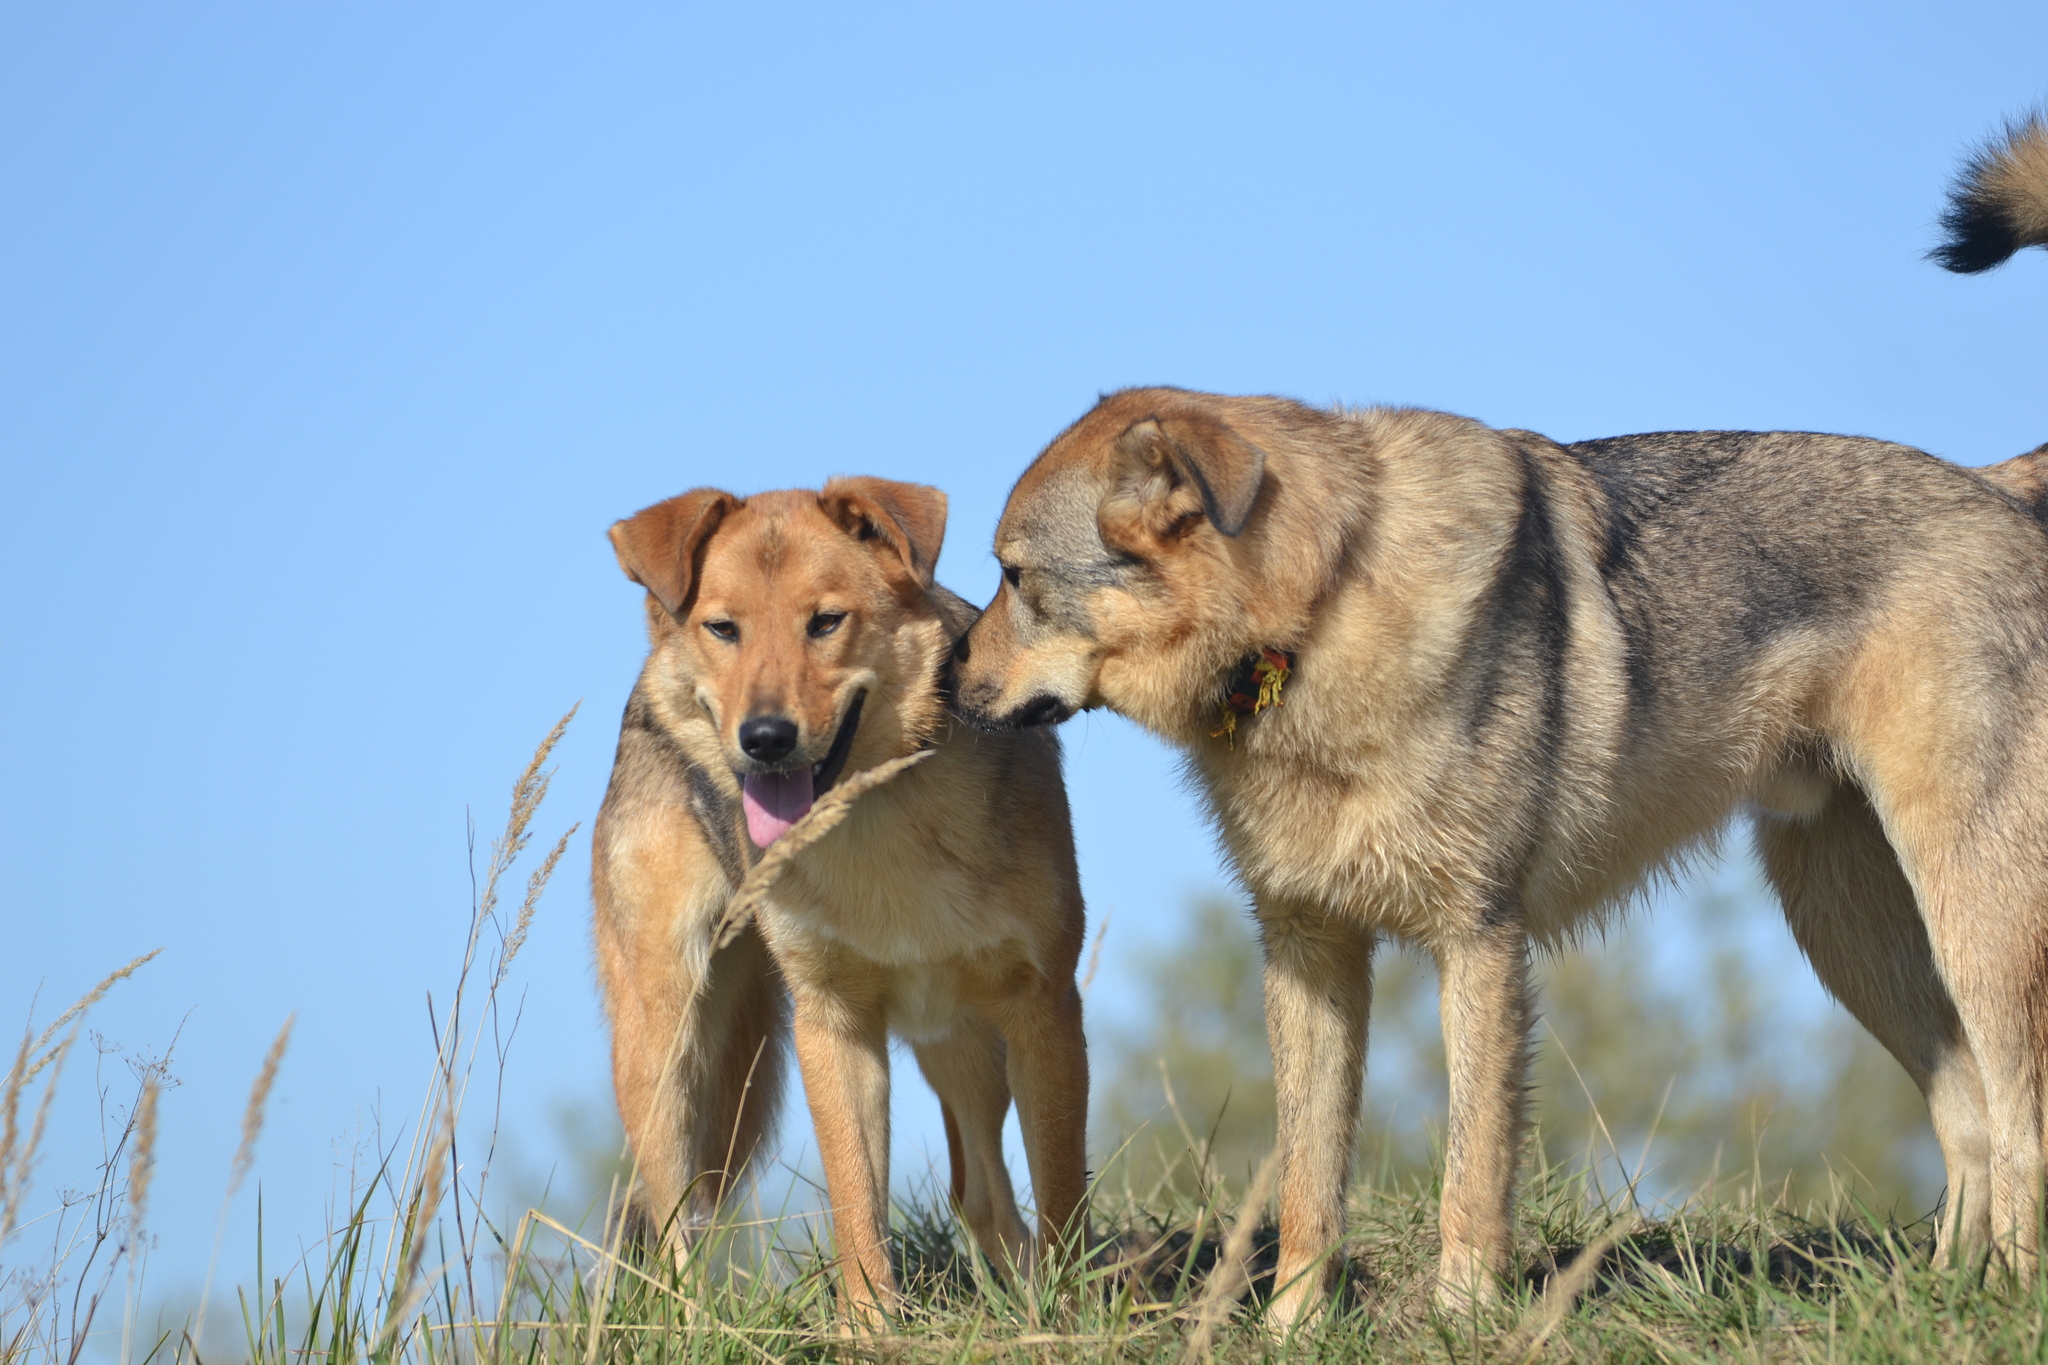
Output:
1013,694,1069,728
738,715,800,764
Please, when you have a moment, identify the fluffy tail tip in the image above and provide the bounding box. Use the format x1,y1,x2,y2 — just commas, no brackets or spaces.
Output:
1932,108,2048,274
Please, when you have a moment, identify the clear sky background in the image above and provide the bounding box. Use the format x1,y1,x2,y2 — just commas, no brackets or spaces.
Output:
4,0,2044,1310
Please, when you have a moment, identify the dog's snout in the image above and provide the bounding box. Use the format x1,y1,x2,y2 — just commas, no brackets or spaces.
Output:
738,714,800,764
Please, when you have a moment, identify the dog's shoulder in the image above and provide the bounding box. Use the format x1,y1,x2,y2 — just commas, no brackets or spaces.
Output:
598,682,750,892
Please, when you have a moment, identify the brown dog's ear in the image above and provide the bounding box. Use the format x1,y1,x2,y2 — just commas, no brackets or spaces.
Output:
607,488,741,616
820,477,948,587
1109,410,1267,541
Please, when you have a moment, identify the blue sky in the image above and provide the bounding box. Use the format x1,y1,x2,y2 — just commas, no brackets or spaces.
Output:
3,0,2044,1307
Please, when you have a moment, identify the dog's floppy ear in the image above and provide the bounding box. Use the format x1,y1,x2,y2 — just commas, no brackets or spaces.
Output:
820,477,948,587
607,488,741,616
1105,410,1267,546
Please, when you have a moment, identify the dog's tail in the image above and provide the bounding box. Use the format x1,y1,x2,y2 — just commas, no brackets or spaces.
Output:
1976,443,2048,525
1933,108,2048,273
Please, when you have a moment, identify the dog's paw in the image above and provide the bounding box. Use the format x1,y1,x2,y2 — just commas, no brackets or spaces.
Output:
1431,1248,1502,1315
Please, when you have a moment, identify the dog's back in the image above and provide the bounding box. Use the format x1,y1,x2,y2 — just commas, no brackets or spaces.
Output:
1980,444,2048,525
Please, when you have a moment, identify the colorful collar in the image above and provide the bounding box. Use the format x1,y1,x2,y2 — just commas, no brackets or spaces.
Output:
1212,648,1293,744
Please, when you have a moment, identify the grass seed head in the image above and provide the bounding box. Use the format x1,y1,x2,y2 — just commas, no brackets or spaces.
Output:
230,1015,294,1200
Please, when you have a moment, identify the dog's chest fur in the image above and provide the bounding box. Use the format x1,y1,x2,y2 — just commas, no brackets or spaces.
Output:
754,763,1043,1035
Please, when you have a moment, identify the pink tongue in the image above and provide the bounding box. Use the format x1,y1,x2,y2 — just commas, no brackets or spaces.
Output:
742,767,816,848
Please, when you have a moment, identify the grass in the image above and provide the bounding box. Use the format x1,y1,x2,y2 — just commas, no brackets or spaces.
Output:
7,716,2048,1364
207,1162,2036,1365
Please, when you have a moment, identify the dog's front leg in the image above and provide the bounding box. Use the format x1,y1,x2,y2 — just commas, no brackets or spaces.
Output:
1432,918,1531,1307
791,987,895,1326
1258,900,1374,1332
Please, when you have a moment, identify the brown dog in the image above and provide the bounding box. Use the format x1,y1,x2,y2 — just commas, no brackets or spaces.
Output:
952,387,2048,1324
592,478,1090,1320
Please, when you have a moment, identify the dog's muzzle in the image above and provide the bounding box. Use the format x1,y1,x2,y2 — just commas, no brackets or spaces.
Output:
1010,693,1075,728
737,691,867,847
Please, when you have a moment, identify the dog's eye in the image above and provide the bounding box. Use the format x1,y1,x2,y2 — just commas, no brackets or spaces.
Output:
1002,564,1022,589
808,612,846,638
703,619,739,643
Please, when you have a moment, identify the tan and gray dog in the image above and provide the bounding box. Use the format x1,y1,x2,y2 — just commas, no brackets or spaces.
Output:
592,477,1089,1321
951,112,2048,1326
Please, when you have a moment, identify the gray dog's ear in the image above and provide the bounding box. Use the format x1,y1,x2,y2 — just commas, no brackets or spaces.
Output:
1108,411,1267,541
608,488,741,616
821,476,948,587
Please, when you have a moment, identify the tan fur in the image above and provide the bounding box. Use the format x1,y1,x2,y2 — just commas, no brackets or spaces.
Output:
955,389,2048,1323
1983,443,2048,524
1979,115,2048,247
593,480,1089,1324
1936,108,2048,272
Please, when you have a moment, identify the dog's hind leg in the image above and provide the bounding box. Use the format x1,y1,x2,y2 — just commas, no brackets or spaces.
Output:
989,975,1091,1270
941,1102,966,1208
1914,883,2045,1276
1755,783,1991,1255
1257,899,1375,1330
913,1019,1030,1271
1876,796,2048,1278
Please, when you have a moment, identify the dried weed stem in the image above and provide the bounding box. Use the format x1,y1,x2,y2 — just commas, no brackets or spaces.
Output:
713,747,932,949
1182,1148,1281,1361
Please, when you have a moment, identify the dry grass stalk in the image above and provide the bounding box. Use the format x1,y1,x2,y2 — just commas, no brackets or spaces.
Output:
230,1015,295,1199
479,704,579,931
15,949,163,1087
1,950,162,1240
193,1013,295,1350
446,705,575,1099
3,1024,85,1247
1081,909,1112,996
120,1077,162,1365
400,708,578,1332
13,1057,65,1223
127,1079,160,1247
0,1027,30,1239
1182,1148,1282,1362
1501,1213,1642,1362
380,1096,456,1349
712,748,933,949
1155,1061,1220,1198
495,822,579,991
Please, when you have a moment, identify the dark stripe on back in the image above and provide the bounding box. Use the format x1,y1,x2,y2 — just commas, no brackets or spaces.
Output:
1464,439,1572,905
1568,432,1755,733
1566,430,1886,732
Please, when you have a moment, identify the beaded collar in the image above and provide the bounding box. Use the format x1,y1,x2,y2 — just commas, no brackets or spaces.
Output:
1211,648,1293,744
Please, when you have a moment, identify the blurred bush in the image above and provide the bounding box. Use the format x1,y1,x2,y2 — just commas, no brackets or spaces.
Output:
1094,868,1943,1221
